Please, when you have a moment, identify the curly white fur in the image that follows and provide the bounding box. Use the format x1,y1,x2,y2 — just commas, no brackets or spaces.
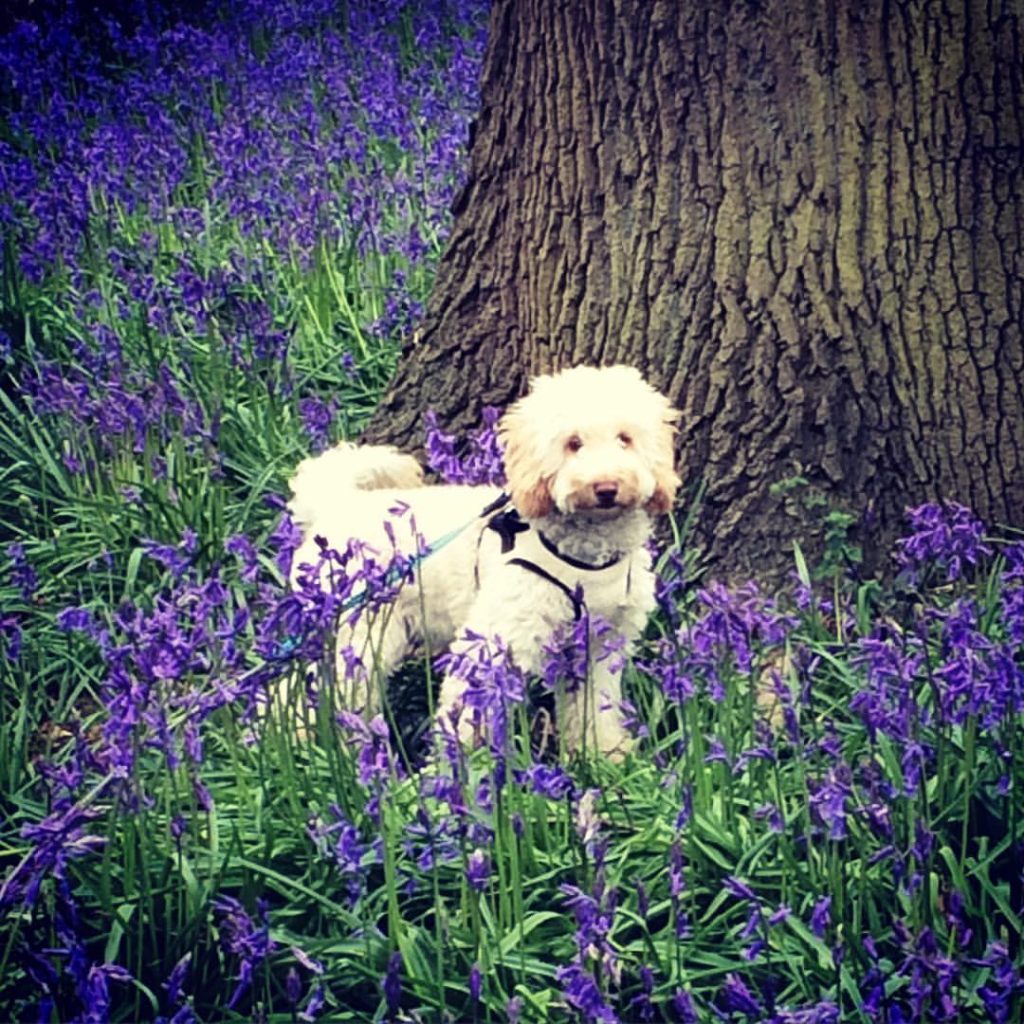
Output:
288,364,680,759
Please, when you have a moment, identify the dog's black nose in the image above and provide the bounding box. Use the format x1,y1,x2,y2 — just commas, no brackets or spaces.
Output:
593,482,619,508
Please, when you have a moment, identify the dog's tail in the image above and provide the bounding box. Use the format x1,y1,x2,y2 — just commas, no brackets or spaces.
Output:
288,443,424,525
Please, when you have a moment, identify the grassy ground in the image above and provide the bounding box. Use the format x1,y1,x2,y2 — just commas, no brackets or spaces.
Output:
1,2,1022,1021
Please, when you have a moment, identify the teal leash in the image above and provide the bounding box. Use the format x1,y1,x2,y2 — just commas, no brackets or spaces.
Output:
270,493,511,661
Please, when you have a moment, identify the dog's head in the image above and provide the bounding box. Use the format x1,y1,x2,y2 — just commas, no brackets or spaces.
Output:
498,365,681,519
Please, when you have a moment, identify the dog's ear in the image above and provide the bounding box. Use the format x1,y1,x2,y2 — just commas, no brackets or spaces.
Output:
647,465,681,515
645,405,681,516
515,476,556,518
499,400,556,518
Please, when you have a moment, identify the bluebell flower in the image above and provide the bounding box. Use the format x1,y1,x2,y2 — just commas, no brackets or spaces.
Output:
465,848,490,892
514,762,575,800
56,605,96,634
809,895,831,938
7,542,38,601
212,895,275,1010
4,799,107,909
723,876,758,903
382,951,402,1020
554,962,619,1024
225,534,260,583
308,807,371,907
974,942,1023,1023
627,965,656,1021
807,764,852,840
754,802,785,833
299,983,326,1022
286,967,302,1006
299,394,337,454
716,973,761,1017
162,952,191,1015
1,612,23,661
671,988,699,1022
896,501,991,584
435,632,525,753
424,407,505,485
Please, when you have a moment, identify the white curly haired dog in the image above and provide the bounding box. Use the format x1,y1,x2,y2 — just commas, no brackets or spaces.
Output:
288,364,680,759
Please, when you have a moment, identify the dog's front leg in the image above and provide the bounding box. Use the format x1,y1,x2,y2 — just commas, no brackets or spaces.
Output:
436,662,479,750
561,658,635,762
329,605,417,716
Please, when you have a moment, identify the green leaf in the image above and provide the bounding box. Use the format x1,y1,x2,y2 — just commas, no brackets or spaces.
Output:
793,539,811,588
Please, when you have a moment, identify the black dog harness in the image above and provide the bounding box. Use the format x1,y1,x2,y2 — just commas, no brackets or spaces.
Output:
477,494,631,621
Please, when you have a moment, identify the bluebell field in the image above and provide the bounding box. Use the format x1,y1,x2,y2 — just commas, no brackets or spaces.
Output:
1,2,1022,1021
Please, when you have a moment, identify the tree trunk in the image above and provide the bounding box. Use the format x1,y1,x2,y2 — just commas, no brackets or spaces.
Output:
364,0,1024,581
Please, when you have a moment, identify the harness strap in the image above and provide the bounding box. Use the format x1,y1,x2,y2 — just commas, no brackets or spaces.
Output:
485,502,625,572
507,557,585,621
479,492,512,517
487,507,530,553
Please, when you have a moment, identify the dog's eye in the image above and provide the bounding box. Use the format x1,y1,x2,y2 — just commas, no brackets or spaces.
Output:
618,432,633,448
565,435,583,453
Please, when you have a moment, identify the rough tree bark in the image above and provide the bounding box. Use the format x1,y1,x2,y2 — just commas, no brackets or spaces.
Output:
364,0,1024,580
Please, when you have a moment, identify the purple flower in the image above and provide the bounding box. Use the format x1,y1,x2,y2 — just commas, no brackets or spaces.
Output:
635,880,649,920
2,613,23,661
56,606,96,634
772,1000,841,1023
424,407,505,486
514,762,575,800
142,531,197,581
654,548,690,628
435,632,525,753
754,802,785,833
212,895,275,1010
3,799,106,909
299,394,337,454
895,501,991,584
335,712,402,797
851,631,925,742
555,962,619,1024
932,598,1022,729
382,951,402,1020
974,942,1024,1023
269,511,305,578
1000,542,1024,647
809,895,831,938
643,639,697,705
308,806,371,907
80,963,132,1023
628,965,656,1021
225,534,260,583
672,988,699,1022
541,615,591,695
716,973,761,1017
162,952,191,1007
669,842,686,900
286,967,303,1005
558,860,620,1007
703,735,730,766
300,984,326,1022
465,848,491,891
807,764,852,840
7,542,38,601
723,876,758,903
291,945,325,976
689,581,795,675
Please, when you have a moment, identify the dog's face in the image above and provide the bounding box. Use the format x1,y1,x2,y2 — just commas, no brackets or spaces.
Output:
499,365,681,518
